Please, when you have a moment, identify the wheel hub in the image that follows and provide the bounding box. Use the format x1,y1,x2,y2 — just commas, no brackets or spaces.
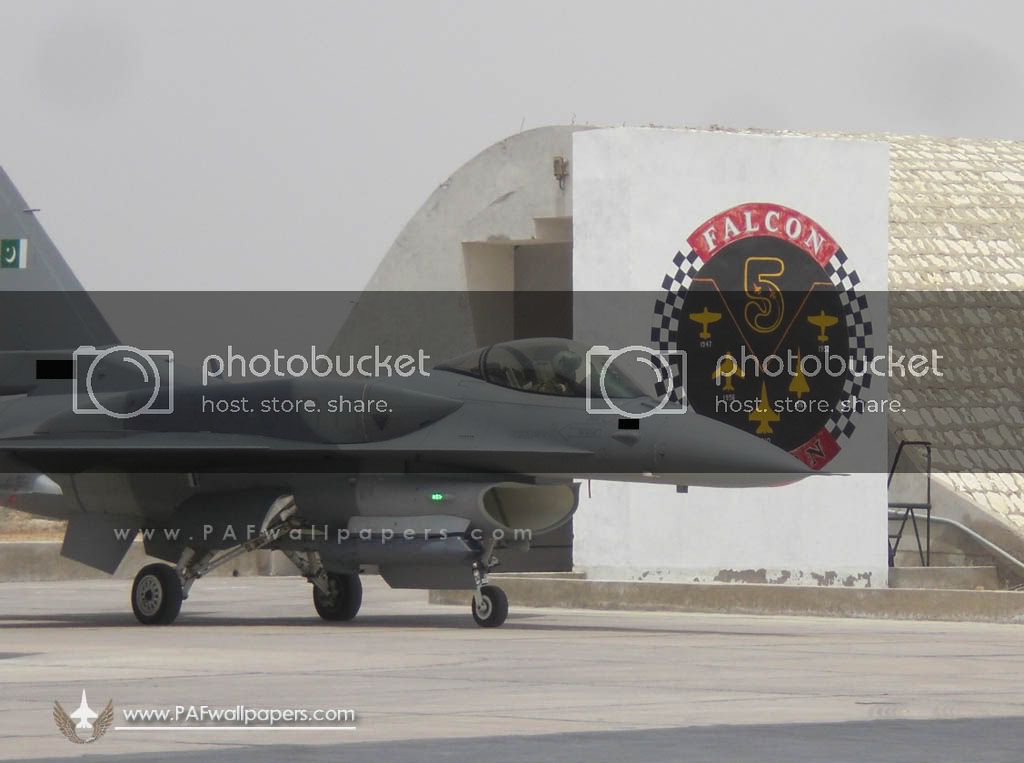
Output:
474,594,492,619
136,575,163,617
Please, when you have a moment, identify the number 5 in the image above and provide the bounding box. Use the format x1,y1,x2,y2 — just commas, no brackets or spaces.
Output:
743,256,785,334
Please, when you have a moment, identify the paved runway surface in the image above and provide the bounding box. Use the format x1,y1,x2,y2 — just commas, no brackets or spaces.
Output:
1,576,1022,761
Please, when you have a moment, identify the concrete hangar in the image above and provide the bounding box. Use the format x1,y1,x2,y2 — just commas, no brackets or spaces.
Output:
338,125,1024,591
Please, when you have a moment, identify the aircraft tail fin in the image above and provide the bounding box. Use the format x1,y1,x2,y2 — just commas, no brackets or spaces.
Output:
0,166,118,359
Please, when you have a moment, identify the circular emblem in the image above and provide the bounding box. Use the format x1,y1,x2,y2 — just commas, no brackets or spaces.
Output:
651,202,873,470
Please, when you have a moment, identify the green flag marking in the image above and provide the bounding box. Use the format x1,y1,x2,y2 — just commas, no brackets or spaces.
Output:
0,238,27,269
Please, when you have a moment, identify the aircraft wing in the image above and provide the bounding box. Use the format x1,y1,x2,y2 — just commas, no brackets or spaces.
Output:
0,430,595,474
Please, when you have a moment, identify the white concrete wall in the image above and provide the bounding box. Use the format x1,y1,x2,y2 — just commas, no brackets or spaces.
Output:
572,128,891,587
364,127,580,293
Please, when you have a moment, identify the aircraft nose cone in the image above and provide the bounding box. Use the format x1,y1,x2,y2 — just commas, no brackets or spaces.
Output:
654,411,812,487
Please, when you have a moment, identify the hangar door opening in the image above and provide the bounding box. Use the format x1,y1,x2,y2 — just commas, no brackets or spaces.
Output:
513,242,573,339
463,217,573,346
462,219,575,572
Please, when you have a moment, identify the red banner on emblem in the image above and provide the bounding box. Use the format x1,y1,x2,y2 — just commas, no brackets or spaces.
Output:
686,202,838,266
790,427,841,470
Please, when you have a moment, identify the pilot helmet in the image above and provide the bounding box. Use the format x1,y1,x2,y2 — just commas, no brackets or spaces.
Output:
552,349,583,381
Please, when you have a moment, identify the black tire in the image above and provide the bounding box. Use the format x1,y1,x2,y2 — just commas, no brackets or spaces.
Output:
313,573,363,621
131,563,183,625
471,584,508,628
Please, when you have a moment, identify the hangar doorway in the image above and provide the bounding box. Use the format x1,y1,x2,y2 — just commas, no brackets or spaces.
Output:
513,242,573,339
463,217,573,346
463,219,575,572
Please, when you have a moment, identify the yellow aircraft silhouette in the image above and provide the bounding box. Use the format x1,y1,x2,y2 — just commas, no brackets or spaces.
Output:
789,351,810,398
689,307,722,340
712,352,745,392
807,310,838,342
749,382,781,435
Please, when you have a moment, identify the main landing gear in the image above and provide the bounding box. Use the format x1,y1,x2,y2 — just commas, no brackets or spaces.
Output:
130,497,303,626
129,555,364,626
311,572,363,621
131,563,183,625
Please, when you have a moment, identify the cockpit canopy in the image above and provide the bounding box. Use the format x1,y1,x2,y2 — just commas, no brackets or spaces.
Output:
436,338,648,399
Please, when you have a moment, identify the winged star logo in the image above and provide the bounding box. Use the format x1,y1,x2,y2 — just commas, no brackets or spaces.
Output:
53,690,114,744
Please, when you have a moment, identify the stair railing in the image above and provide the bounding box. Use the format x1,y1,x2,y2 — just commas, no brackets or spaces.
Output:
887,440,932,567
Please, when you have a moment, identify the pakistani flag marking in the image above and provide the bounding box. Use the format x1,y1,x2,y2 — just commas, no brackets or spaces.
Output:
0,238,27,269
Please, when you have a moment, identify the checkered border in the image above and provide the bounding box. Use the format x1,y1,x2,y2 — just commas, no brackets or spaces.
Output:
651,250,702,403
650,246,874,445
822,248,873,441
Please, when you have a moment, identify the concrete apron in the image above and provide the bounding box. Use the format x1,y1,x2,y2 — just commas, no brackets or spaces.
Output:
4,542,1022,624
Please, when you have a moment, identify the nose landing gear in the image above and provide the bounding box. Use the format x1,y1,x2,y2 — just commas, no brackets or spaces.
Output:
470,540,508,628
471,583,508,627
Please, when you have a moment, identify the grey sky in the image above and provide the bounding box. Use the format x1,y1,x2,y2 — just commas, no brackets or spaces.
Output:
1,0,1021,290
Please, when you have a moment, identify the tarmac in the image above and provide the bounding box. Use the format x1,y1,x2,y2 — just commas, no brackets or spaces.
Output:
1,576,1022,762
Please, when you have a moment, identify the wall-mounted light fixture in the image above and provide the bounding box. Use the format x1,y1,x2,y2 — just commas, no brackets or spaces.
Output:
553,155,569,190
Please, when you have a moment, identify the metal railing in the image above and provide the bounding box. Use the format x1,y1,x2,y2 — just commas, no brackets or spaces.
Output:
887,440,1024,582
887,440,932,566
886,510,1024,578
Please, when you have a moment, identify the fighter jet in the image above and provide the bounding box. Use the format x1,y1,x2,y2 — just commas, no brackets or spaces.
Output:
68,691,98,731
0,169,811,628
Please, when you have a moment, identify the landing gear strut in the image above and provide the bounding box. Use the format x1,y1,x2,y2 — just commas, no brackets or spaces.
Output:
470,538,508,628
131,496,299,626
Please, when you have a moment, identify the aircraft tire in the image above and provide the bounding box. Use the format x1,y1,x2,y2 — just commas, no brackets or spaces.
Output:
471,584,508,627
313,573,363,621
131,563,184,625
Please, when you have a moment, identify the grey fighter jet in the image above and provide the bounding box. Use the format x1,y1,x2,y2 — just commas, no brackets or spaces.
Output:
0,169,810,627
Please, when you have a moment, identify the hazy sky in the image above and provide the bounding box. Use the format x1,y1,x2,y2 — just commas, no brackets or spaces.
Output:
2,0,1022,290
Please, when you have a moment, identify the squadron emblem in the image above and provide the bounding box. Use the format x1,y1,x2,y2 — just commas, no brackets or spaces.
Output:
651,202,873,469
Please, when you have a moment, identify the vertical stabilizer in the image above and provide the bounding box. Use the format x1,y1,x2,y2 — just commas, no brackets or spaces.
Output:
0,167,117,352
